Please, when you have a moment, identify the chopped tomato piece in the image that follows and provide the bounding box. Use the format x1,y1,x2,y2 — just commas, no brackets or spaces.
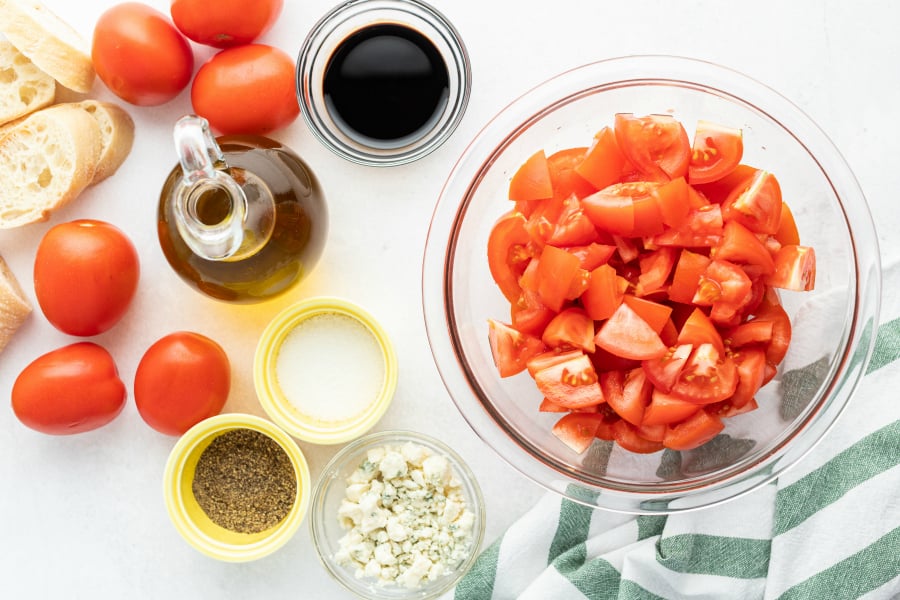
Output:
693,259,753,324
509,149,553,201
642,389,700,426
687,120,744,185
663,409,724,451
547,196,598,246
774,201,800,246
539,397,568,412
511,289,555,336
580,263,623,320
594,302,668,361
487,319,546,377
636,422,667,442
669,343,738,404
488,212,533,303
652,204,724,247
668,249,711,304
766,245,816,291
730,347,767,408
567,243,616,270
642,343,692,393
693,163,758,204
542,308,596,352
598,369,625,416
677,307,725,353
722,170,783,235
547,147,596,201
713,220,776,275
635,246,678,297
653,176,691,229
613,419,665,453
602,368,651,426
536,245,581,311
574,126,629,190
534,352,605,409
614,113,691,181
552,412,606,453
752,290,792,366
526,349,583,377
724,319,774,348
622,295,673,334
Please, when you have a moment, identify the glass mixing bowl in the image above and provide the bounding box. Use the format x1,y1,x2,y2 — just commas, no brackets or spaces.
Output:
422,55,881,513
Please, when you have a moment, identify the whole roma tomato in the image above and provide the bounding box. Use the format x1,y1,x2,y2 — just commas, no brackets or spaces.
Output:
171,0,283,48
191,44,300,135
134,332,231,436
34,220,140,336
92,3,194,106
12,343,127,435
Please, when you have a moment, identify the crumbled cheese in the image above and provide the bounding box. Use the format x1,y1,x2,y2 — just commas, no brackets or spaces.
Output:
335,442,477,589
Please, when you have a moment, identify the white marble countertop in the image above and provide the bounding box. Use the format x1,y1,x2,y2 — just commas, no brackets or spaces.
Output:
1,0,898,598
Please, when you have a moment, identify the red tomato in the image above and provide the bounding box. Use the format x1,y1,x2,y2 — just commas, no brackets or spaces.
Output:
536,245,581,311
134,332,231,436
12,343,126,435
533,353,604,409
551,412,605,454
670,343,738,404
722,170,783,235
663,409,725,451
613,419,664,454
488,319,545,378
171,0,283,48
542,308,595,352
575,126,628,190
687,120,744,185
511,289,555,336
766,245,816,291
488,212,532,303
192,44,300,135
547,196,598,247
642,389,699,426
34,220,140,336
509,150,553,202
614,113,691,181
547,148,596,200
92,3,193,106
714,220,776,276
642,344,692,393
594,302,667,361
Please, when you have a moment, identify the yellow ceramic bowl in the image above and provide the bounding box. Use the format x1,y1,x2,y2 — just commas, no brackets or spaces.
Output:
162,413,311,562
254,297,398,444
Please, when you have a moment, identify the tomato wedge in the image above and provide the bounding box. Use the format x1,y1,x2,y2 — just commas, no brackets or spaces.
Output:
542,307,596,352
722,170,783,235
575,126,628,190
552,412,606,453
487,319,545,377
663,409,725,451
536,244,581,311
642,343,692,393
766,245,816,291
534,352,605,409
669,343,738,404
687,120,744,185
613,419,664,454
488,212,532,303
642,389,700,426
548,147,596,201
594,302,667,361
509,150,553,201
614,113,691,181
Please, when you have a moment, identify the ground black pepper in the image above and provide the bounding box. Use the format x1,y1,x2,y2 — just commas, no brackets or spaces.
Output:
192,428,296,534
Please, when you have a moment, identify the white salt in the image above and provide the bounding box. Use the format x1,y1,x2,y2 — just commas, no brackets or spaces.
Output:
275,313,386,422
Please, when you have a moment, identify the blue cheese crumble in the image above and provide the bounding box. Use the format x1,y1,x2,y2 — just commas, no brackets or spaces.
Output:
334,441,476,589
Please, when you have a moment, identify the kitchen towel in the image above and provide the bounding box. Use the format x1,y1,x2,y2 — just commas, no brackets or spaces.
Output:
451,259,900,600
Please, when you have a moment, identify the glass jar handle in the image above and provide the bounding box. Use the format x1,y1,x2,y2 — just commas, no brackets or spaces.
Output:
172,115,248,260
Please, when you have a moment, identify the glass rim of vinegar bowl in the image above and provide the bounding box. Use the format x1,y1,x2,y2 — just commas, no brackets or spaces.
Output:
422,55,881,514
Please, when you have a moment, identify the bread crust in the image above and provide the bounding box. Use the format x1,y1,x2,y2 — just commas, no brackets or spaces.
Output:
0,254,32,353
0,0,95,93
0,103,102,228
74,100,135,184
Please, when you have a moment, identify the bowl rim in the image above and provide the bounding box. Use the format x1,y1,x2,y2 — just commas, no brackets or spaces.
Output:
422,54,882,514
308,429,487,598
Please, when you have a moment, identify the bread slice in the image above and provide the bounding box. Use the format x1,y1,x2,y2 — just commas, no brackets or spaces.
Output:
0,40,56,126
0,103,101,228
73,100,135,184
0,0,95,94
0,254,32,353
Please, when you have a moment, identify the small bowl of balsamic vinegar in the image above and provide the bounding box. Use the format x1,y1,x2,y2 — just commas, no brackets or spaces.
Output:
297,0,471,166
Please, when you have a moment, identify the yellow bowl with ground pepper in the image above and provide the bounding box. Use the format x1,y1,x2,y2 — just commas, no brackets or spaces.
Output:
163,413,311,562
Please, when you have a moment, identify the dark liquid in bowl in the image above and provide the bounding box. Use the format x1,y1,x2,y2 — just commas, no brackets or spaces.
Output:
323,24,449,145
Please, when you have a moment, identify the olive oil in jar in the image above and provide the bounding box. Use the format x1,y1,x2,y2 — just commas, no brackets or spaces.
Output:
159,120,327,303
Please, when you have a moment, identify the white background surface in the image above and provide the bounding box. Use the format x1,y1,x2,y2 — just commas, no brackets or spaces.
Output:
1,0,898,598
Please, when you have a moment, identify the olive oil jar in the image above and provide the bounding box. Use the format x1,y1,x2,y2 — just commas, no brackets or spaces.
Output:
159,116,327,302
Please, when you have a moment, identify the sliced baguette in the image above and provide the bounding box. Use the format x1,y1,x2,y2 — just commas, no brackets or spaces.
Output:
0,40,56,126
73,100,135,184
0,103,101,228
0,0,95,93
0,254,32,353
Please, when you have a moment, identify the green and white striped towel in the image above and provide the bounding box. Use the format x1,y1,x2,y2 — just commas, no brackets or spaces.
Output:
451,260,900,600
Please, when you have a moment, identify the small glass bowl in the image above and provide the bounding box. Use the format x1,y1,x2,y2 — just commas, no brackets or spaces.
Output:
310,430,485,599
296,0,471,166
162,413,311,562
255,297,398,445
422,55,881,513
